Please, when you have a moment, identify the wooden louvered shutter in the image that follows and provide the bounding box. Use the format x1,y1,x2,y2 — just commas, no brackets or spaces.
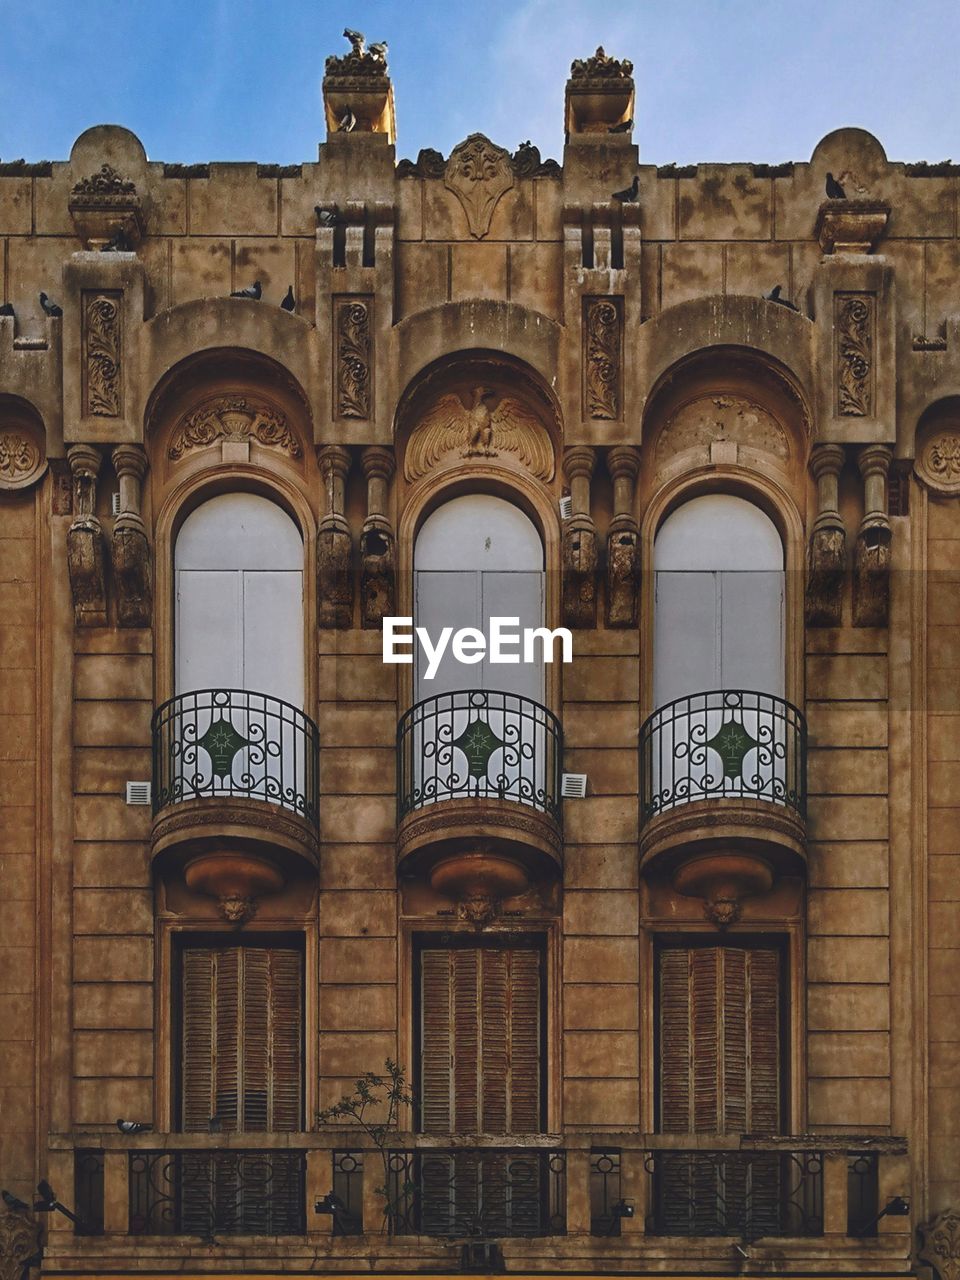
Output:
420,944,542,1135
180,945,303,1133
658,945,782,1134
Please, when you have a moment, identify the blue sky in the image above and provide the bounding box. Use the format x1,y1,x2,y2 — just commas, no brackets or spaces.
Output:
1,1,958,167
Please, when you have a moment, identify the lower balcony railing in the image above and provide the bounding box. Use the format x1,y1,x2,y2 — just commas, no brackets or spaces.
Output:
58,1134,901,1246
639,689,807,824
645,1149,822,1238
128,1149,306,1237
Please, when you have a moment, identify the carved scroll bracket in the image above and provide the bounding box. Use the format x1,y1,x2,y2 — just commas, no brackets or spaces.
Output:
0,1207,41,1280
836,293,875,417
562,446,599,629
82,291,122,418
919,1207,960,1280
317,445,353,629
606,446,640,628
111,444,152,628
335,298,372,420
806,443,847,628
853,443,892,628
67,443,107,627
585,298,622,421
360,446,396,629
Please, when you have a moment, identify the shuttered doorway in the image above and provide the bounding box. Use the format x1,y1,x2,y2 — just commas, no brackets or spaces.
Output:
654,942,785,1236
173,940,304,1235
414,935,546,1236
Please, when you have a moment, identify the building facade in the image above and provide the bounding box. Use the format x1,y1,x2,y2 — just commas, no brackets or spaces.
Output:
0,35,958,1280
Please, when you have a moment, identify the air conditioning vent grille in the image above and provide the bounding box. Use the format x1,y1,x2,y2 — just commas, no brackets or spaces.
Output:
126,781,152,806
561,772,588,799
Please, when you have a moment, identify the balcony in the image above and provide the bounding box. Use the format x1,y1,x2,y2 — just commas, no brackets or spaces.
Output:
150,688,320,921
396,690,563,921
639,690,807,923
50,1132,909,1273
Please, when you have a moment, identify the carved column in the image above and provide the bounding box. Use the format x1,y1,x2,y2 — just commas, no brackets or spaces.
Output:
562,446,598,628
854,443,892,627
317,445,353,629
111,444,151,628
67,443,107,627
360,446,396,629
606,446,640,627
805,444,847,627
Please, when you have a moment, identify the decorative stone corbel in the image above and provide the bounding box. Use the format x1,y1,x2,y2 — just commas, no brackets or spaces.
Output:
67,443,107,627
805,444,846,627
111,445,151,628
853,444,892,627
918,1207,960,1280
562,446,599,629
0,1206,41,1280
317,445,353,629
605,446,640,627
360,446,396,629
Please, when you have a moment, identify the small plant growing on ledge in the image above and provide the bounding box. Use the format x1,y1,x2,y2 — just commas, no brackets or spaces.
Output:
316,1058,415,1235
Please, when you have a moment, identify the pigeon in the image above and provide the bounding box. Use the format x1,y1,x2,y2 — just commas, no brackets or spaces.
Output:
39,292,62,317
0,303,13,317
2,1190,29,1212
612,174,640,202
337,108,357,134
280,285,295,312
208,1114,222,1133
101,228,130,252
343,27,365,55
315,205,343,227
116,1119,151,1135
826,171,846,199
369,41,388,61
229,280,261,300
36,1181,56,1206
762,284,800,312
608,118,634,134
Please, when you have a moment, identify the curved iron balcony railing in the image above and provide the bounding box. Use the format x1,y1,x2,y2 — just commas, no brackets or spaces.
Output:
639,689,806,825
152,688,320,830
397,689,563,824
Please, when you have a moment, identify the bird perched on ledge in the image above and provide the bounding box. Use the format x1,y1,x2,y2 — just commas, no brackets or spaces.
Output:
762,284,800,312
315,205,343,227
612,174,640,202
0,302,14,317
337,107,357,133
608,118,633,134
825,171,846,199
343,28,365,55
116,1118,151,1134
39,292,62,317
2,1190,29,1213
369,41,388,62
230,280,261,300
281,285,295,312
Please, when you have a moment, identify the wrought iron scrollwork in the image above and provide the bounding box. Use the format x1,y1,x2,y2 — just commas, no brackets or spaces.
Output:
645,1149,823,1239
397,689,563,823
128,1149,305,1237
151,689,320,829
381,1148,566,1238
639,689,806,824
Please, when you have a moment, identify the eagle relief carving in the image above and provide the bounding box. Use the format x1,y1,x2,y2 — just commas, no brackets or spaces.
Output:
404,387,554,482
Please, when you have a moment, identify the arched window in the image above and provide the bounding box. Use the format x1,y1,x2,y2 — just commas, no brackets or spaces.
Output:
654,494,784,708
646,494,793,814
402,494,557,813
175,493,304,706
414,494,544,700
165,493,307,808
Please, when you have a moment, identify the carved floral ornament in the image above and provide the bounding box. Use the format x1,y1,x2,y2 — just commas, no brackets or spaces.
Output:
71,163,137,197
836,292,874,417
0,425,46,491
0,1208,41,1280
444,134,514,240
168,395,302,462
404,387,554,483
83,291,122,417
915,427,960,496
569,46,634,80
919,1208,960,1280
